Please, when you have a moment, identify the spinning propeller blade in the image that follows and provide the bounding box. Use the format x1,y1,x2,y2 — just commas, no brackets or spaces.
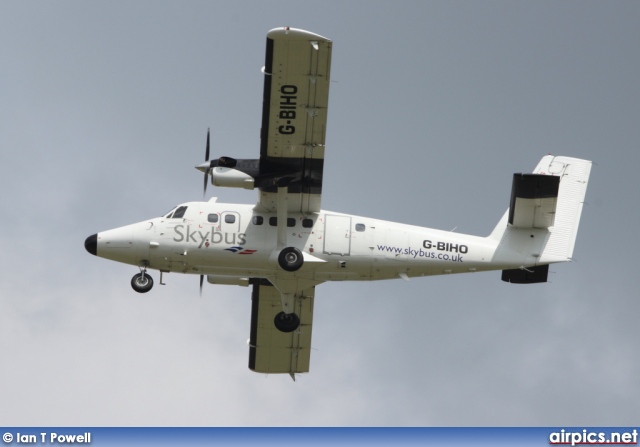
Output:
203,128,211,196
200,128,211,293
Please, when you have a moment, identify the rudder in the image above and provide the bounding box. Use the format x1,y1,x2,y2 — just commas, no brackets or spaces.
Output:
535,155,592,263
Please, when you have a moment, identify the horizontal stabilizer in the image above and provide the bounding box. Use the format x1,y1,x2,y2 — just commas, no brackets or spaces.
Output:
508,174,560,228
501,265,549,284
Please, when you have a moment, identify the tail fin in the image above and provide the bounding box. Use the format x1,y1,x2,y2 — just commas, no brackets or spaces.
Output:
491,155,592,283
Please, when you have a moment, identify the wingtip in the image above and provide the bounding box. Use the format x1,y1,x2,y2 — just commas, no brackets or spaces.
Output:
267,27,331,42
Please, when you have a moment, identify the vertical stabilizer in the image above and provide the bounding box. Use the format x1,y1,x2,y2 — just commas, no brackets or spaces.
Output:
490,155,592,284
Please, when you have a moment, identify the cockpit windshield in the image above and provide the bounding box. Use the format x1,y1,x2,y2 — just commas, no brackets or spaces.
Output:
164,205,188,219
172,206,188,218
163,206,177,218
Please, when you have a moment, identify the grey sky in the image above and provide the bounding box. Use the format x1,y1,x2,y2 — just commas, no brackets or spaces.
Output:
1,1,639,425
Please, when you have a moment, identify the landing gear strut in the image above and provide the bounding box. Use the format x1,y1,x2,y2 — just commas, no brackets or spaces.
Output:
131,268,153,293
274,311,300,332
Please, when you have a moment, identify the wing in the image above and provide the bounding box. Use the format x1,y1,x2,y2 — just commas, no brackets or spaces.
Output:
248,282,315,375
256,27,332,214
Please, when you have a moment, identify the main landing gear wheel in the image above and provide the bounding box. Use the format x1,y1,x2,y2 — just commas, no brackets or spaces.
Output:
278,247,304,272
274,311,300,333
131,272,153,293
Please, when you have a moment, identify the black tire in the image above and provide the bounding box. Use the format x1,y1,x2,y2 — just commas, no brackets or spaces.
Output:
131,272,153,293
274,311,301,333
277,247,304,272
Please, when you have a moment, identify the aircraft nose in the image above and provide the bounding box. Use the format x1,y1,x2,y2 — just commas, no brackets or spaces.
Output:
84,234,97,256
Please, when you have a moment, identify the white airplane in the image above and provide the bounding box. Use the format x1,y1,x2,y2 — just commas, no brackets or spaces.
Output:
85,27,591,378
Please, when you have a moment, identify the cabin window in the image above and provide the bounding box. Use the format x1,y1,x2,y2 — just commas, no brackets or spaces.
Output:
252,216,263,225
302,218,314,228
171,206,188,219
355,223,366,232
225,214,236,224
208,214,219,223
268,217,296,227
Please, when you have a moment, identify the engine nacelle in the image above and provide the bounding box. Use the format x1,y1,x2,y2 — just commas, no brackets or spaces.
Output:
211,167,255,190
207,275,250,287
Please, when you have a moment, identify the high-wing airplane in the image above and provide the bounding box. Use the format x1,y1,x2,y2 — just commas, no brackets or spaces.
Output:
84,27,592,378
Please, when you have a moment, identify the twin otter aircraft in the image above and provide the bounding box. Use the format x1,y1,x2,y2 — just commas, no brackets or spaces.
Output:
84,27,591,378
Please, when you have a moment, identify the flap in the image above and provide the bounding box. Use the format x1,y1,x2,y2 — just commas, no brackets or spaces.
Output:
248,282,315,374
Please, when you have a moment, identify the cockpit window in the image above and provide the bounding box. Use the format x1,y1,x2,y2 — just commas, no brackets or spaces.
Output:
170,206,188,219
163,206,177,218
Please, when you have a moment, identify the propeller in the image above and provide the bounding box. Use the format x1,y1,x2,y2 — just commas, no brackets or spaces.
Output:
203,128,211,196
200,129,211,295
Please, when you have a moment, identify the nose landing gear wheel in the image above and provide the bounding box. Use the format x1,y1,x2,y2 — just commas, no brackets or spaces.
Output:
131,272,154,293
278,247,304,272
274,311,300,332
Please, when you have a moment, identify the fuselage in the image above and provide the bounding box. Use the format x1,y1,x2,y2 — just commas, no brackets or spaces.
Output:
85,199,527,284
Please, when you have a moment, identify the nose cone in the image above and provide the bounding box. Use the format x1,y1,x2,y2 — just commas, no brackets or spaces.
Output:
84,234,97,256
